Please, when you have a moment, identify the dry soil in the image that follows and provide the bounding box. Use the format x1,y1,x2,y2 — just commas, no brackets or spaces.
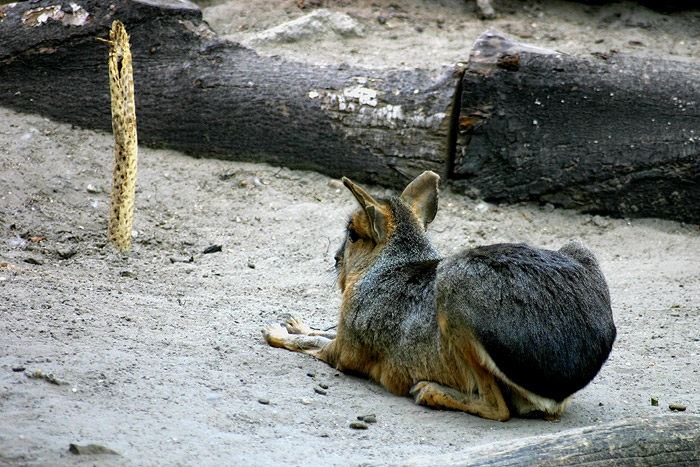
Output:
1,1,699,466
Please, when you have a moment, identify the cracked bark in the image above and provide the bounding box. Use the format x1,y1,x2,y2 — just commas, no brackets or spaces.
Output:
0,0,459,188
454,30,700,223
1,2,699,222
404,415,700,466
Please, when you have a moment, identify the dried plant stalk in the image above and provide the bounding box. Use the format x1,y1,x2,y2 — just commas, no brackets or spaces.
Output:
107,20,138,252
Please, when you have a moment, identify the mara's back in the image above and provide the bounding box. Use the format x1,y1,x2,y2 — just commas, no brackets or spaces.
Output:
436,242,616,402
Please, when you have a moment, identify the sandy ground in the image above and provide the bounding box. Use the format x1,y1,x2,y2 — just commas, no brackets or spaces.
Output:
1,1,700,466
203,0,700,68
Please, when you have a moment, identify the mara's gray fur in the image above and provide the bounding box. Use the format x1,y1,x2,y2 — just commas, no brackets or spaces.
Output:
264,171,616,421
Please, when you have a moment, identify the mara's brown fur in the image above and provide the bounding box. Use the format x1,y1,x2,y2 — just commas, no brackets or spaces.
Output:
263,171,616,421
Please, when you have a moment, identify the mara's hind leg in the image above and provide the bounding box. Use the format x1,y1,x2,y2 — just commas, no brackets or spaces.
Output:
410,367,510,421
263,315,336,362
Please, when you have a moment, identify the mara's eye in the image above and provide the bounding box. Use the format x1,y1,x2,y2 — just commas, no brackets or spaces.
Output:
347,229,360,243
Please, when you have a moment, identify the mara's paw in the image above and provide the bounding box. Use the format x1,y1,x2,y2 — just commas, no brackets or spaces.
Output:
410,381,461,410
280,313,313,335
262,321,290,348
410,381,436,406
410,380,511,421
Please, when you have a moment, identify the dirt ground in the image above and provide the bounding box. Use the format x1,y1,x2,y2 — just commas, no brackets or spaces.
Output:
1,1,699,465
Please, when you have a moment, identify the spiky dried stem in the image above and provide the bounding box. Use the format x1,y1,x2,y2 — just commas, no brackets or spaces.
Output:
107,20,138,252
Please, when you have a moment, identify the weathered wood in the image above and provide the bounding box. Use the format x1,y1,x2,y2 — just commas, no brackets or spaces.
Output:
0,0,459,188
2,2,700,222
402,415,700,466
454,30,700,223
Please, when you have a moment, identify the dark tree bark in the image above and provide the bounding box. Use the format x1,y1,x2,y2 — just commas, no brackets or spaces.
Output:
1,2,699,223
0,0,459,188
454,30,700,223
404,415,700,466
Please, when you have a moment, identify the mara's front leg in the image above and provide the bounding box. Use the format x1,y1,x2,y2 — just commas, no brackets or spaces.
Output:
263,314,336,362
278,313,337,339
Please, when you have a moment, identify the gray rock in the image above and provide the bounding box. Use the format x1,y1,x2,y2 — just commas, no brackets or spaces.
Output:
245,9,364,46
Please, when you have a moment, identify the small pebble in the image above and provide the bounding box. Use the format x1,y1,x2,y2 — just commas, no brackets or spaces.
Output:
24,257,44,265
56,248,78,260
301,398,312,405
327,179,343,189
258,398,270,405
669,404,686,412
591,215,611,228
350,422,368,430
69,443,120,456
170,256,194,264
357,414,376,423
474,202,490,213
202,245,222,254
651,397,659,406
247,263,256,269
319,383,329,389
314,387,327,396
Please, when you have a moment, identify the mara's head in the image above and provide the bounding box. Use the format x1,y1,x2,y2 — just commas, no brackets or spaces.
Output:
334,171,440,292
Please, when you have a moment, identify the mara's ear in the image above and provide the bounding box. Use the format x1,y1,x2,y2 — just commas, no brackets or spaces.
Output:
342,177,387,244
401,171,440,229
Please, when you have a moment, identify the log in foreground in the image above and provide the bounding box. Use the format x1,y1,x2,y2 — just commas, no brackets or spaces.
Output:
455,30,700,223
403,415,700,466
0,0,459,188
1,1,699,222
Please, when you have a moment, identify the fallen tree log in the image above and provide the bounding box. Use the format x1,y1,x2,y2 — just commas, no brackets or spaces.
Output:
1,1,699,222
0,0,459,188
402,414,700,466
454,30,700,223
